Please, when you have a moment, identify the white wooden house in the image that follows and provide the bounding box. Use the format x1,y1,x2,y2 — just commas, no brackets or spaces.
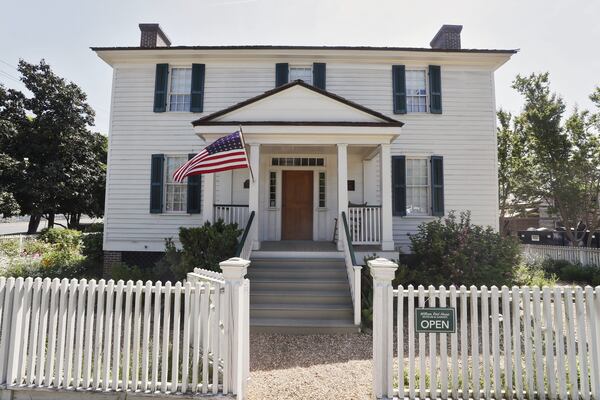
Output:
93,24,515,331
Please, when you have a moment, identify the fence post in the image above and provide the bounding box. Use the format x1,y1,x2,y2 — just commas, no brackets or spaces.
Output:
368,257,398,399
220,257,250,400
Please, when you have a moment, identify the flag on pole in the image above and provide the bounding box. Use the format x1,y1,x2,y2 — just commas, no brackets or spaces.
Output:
173,130,250,182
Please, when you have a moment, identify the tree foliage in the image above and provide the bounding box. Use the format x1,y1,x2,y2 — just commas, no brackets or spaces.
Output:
0,60,106,230
500,73,600,245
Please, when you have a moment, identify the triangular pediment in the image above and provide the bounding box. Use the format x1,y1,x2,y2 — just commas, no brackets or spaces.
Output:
192,80,402,126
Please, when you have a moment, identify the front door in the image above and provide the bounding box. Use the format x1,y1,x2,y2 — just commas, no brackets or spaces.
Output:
282,170,313,240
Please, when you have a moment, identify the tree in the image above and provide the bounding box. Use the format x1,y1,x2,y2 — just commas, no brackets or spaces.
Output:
0,60,106,232
497,109,528,234
509,73,600,246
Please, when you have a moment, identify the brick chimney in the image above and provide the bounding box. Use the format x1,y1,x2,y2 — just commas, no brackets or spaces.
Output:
139,23,171,48
430,25,463,50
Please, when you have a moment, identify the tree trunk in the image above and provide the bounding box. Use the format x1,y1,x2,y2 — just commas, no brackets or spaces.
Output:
27,214,41,234
67,213,81,229
47,213,55,229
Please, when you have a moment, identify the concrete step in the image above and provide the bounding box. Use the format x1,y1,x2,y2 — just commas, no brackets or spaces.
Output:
250,317,359,334
250,302,353,320
250,278,350,291
250,289,352,305
248,267,346,279
250,258,346,268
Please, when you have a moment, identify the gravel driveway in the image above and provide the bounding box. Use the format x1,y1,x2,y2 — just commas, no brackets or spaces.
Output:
249,332,375,400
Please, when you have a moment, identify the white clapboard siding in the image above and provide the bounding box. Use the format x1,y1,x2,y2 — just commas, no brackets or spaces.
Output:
0,276,242,397
103,58,500,253
381,285,600,400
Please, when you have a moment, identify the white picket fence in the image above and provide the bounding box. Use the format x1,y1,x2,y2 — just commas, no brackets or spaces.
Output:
369,259,600,400
0,260,250,399
522,244,600,266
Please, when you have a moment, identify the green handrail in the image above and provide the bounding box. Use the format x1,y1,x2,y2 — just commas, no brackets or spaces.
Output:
341,211,358,266
235,210,255,257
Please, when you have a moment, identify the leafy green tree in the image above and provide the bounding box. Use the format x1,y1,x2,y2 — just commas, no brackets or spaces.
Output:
497,109,528,234
510,73,600,246
0,60,106,232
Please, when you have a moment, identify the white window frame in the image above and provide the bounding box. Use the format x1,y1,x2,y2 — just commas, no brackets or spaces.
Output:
405,157,430,216
289,65,313,85
168,67,192,112
405,68,428,113
164,155,188,214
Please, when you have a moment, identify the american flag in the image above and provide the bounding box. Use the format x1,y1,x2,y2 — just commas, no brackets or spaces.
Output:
173,131,250,183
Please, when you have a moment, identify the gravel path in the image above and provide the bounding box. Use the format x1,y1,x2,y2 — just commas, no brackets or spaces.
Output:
249,332,375,400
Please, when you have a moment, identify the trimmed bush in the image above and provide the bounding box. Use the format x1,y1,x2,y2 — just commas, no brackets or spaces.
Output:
407,211,521,287
39,228,82,251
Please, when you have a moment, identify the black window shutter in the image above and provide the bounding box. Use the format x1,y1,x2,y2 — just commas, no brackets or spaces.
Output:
431,156,444,216
429,65,442,114
392,65,407,114
153,64,169,112
392,156,406,216
150,154,165,213
187,153,202,214
190,64,205,113
275,63,289,87
313,63,326,90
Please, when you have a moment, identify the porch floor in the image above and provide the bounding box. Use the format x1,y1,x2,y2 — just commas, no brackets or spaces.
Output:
259,240,338,252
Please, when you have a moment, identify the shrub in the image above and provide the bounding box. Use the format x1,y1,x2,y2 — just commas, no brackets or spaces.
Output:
513,262,558,287
157,221,242,281
23,239,52,256
39,228,82,251
0,239,20,257
540,258,600,285
82,233,103,263
83,222,104,233
111,262,147,282
39,248,85,278
407,211,521,287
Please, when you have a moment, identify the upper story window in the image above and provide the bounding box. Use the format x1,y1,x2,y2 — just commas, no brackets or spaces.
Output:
169,68,192,112
406,158,429,215
406,70,427,113
164,155,188,212
289,66,312,85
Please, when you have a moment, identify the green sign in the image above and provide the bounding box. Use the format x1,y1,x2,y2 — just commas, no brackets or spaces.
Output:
415,307,456,333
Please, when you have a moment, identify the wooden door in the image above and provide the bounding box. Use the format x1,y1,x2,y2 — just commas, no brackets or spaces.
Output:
282,171,313,240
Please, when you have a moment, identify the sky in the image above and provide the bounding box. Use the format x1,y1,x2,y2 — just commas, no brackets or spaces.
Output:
1,0,599,134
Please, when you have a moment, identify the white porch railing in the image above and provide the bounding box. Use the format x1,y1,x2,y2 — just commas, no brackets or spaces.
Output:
341,212,362,327
0,265,250,399
348,206,382,244
369,258,600,400
522,244,600,266
214,205,249,229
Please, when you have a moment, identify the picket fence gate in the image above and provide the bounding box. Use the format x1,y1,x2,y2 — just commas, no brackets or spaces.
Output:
369,258,600,400
0,258,250,399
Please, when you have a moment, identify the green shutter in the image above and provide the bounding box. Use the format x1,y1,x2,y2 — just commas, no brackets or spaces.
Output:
153,64,169,112
392,156,406,216
313,63,326,90
392,65,407,114
150,154,164,213
431,156,444,216
187,153,202,213
429,65,442,114
190,64,205,113
275,63,289,87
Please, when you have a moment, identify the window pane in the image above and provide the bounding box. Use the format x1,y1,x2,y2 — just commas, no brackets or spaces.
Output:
406,70,427,113
406,158,428,215
289,67,313,84
165,156,188,212
169,68,192,112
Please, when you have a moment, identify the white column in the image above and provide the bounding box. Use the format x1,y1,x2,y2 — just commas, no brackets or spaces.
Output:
337,144,348,251
248,144,260,250
379,144,394,250
220,257,250,399
368,257,398,399
202,173,214,222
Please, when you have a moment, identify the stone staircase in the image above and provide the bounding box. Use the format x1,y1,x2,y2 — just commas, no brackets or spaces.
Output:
247,256,359,333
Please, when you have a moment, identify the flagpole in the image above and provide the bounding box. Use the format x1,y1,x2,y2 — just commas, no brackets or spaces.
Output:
239,125,255,183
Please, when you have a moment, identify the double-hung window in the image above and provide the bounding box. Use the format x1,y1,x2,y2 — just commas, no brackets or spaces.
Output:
289,66,313,84
169,68,192,111
164,156,188,212
405,158,429,216
406,70,427,113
